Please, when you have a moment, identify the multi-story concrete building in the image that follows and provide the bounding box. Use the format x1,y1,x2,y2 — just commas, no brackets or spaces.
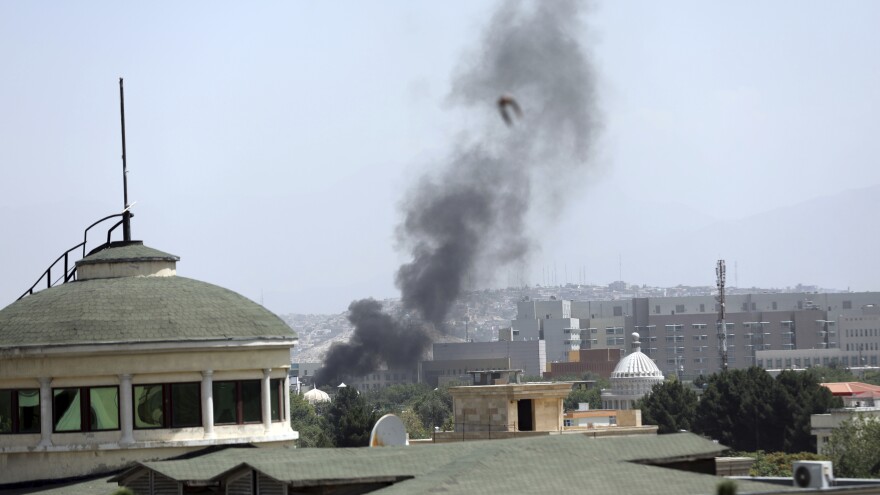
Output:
507,299,580,363
510,292,880,378
345,367,418,392
420,358,512,388
756,348,843,371
544,348,624,379
422,339,547,386
839,305,880,369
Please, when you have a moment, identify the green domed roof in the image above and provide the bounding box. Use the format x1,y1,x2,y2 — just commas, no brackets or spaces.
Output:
77,241,179,266
0,276,296,348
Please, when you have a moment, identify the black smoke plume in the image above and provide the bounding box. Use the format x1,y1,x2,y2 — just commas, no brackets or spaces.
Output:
315,0,600,386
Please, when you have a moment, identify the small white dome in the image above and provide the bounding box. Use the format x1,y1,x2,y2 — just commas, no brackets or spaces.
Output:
603,335,665,409
303,388,331,404
611,351,664,379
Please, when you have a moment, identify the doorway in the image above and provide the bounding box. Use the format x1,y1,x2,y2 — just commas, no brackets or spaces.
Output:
517,399,534,431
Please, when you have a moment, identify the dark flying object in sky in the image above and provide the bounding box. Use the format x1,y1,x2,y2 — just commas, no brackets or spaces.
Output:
497,94,522,126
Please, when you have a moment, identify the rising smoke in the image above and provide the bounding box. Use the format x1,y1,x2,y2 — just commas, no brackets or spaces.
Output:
314,0,600,386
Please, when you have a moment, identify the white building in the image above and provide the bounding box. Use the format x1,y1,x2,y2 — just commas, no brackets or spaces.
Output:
601,333,665,410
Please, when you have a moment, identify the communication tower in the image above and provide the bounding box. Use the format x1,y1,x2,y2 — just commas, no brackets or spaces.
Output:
716,260,728,371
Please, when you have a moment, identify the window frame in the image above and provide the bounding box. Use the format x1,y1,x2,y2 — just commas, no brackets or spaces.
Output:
133,382,202,430
0,388,41,435
52,385,120,433
213,380,263,426
270,379,283,422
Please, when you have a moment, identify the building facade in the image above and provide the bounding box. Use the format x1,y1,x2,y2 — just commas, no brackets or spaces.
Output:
0,242,297,485
511,292,880,378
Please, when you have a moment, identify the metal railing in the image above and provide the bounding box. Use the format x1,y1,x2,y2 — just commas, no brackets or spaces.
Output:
17,212,129,301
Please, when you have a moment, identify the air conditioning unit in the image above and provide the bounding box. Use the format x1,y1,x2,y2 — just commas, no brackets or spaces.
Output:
793,461,834,489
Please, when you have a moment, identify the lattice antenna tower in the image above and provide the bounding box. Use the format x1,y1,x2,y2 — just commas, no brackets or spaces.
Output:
716,259,728,371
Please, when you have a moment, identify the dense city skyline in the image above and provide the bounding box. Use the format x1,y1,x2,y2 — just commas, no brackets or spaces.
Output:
3,2,880,314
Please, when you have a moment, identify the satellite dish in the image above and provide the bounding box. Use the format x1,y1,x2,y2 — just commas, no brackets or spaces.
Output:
369,414,408,447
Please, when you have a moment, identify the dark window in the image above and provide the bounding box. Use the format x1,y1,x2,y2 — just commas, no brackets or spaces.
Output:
700,304,705,312
213,382,237,424
171,383,201,427
675,305,685,314
751,302,756,311
241,381,261,423
655,305,660,314
134,383,200,429
213,380,262,425
843,300,852,310
53,386,119,432
613,306,623,317
772,301,778,310
270,379,282,422
0,389,40,434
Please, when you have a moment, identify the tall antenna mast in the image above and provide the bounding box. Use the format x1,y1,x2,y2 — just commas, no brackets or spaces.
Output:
716,259,728,371
119,77,132,242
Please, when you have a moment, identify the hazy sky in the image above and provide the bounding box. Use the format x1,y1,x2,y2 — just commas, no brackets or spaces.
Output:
2,1,879,315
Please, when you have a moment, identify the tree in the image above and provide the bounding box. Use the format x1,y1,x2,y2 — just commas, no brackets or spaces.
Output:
694,367,840,452
824,414,880,478
326,387,379,447
399,408,430,439
695,367,777,451
729,451,829,477
771,369,841,452
367,383,431,413
636,380,698,434
412,389,452,429
810,364,858,383
289,393,333,448
564,387,601,411
863,369,880,386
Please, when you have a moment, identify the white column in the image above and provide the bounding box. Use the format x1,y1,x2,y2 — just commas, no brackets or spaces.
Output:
38,377,53,448
201,370,215,438
283,372,291,422
119,374,134,445
261,368,272,430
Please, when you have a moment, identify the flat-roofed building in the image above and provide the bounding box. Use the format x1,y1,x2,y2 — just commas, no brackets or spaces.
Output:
544,348,624,379
431,340,545,378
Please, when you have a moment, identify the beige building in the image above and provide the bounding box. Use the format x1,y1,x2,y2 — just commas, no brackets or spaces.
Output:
0,241,298,486
447,381,571,436
811,382,880,454
563,403,645,429
431,371,656,443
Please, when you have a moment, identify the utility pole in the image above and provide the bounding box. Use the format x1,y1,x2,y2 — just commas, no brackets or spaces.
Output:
717,260,728,371
119,78,132,241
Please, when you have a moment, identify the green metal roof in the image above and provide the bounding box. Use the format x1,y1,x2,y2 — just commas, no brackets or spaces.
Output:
76,241,179,266
107,433,797,495
0,275,295,348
